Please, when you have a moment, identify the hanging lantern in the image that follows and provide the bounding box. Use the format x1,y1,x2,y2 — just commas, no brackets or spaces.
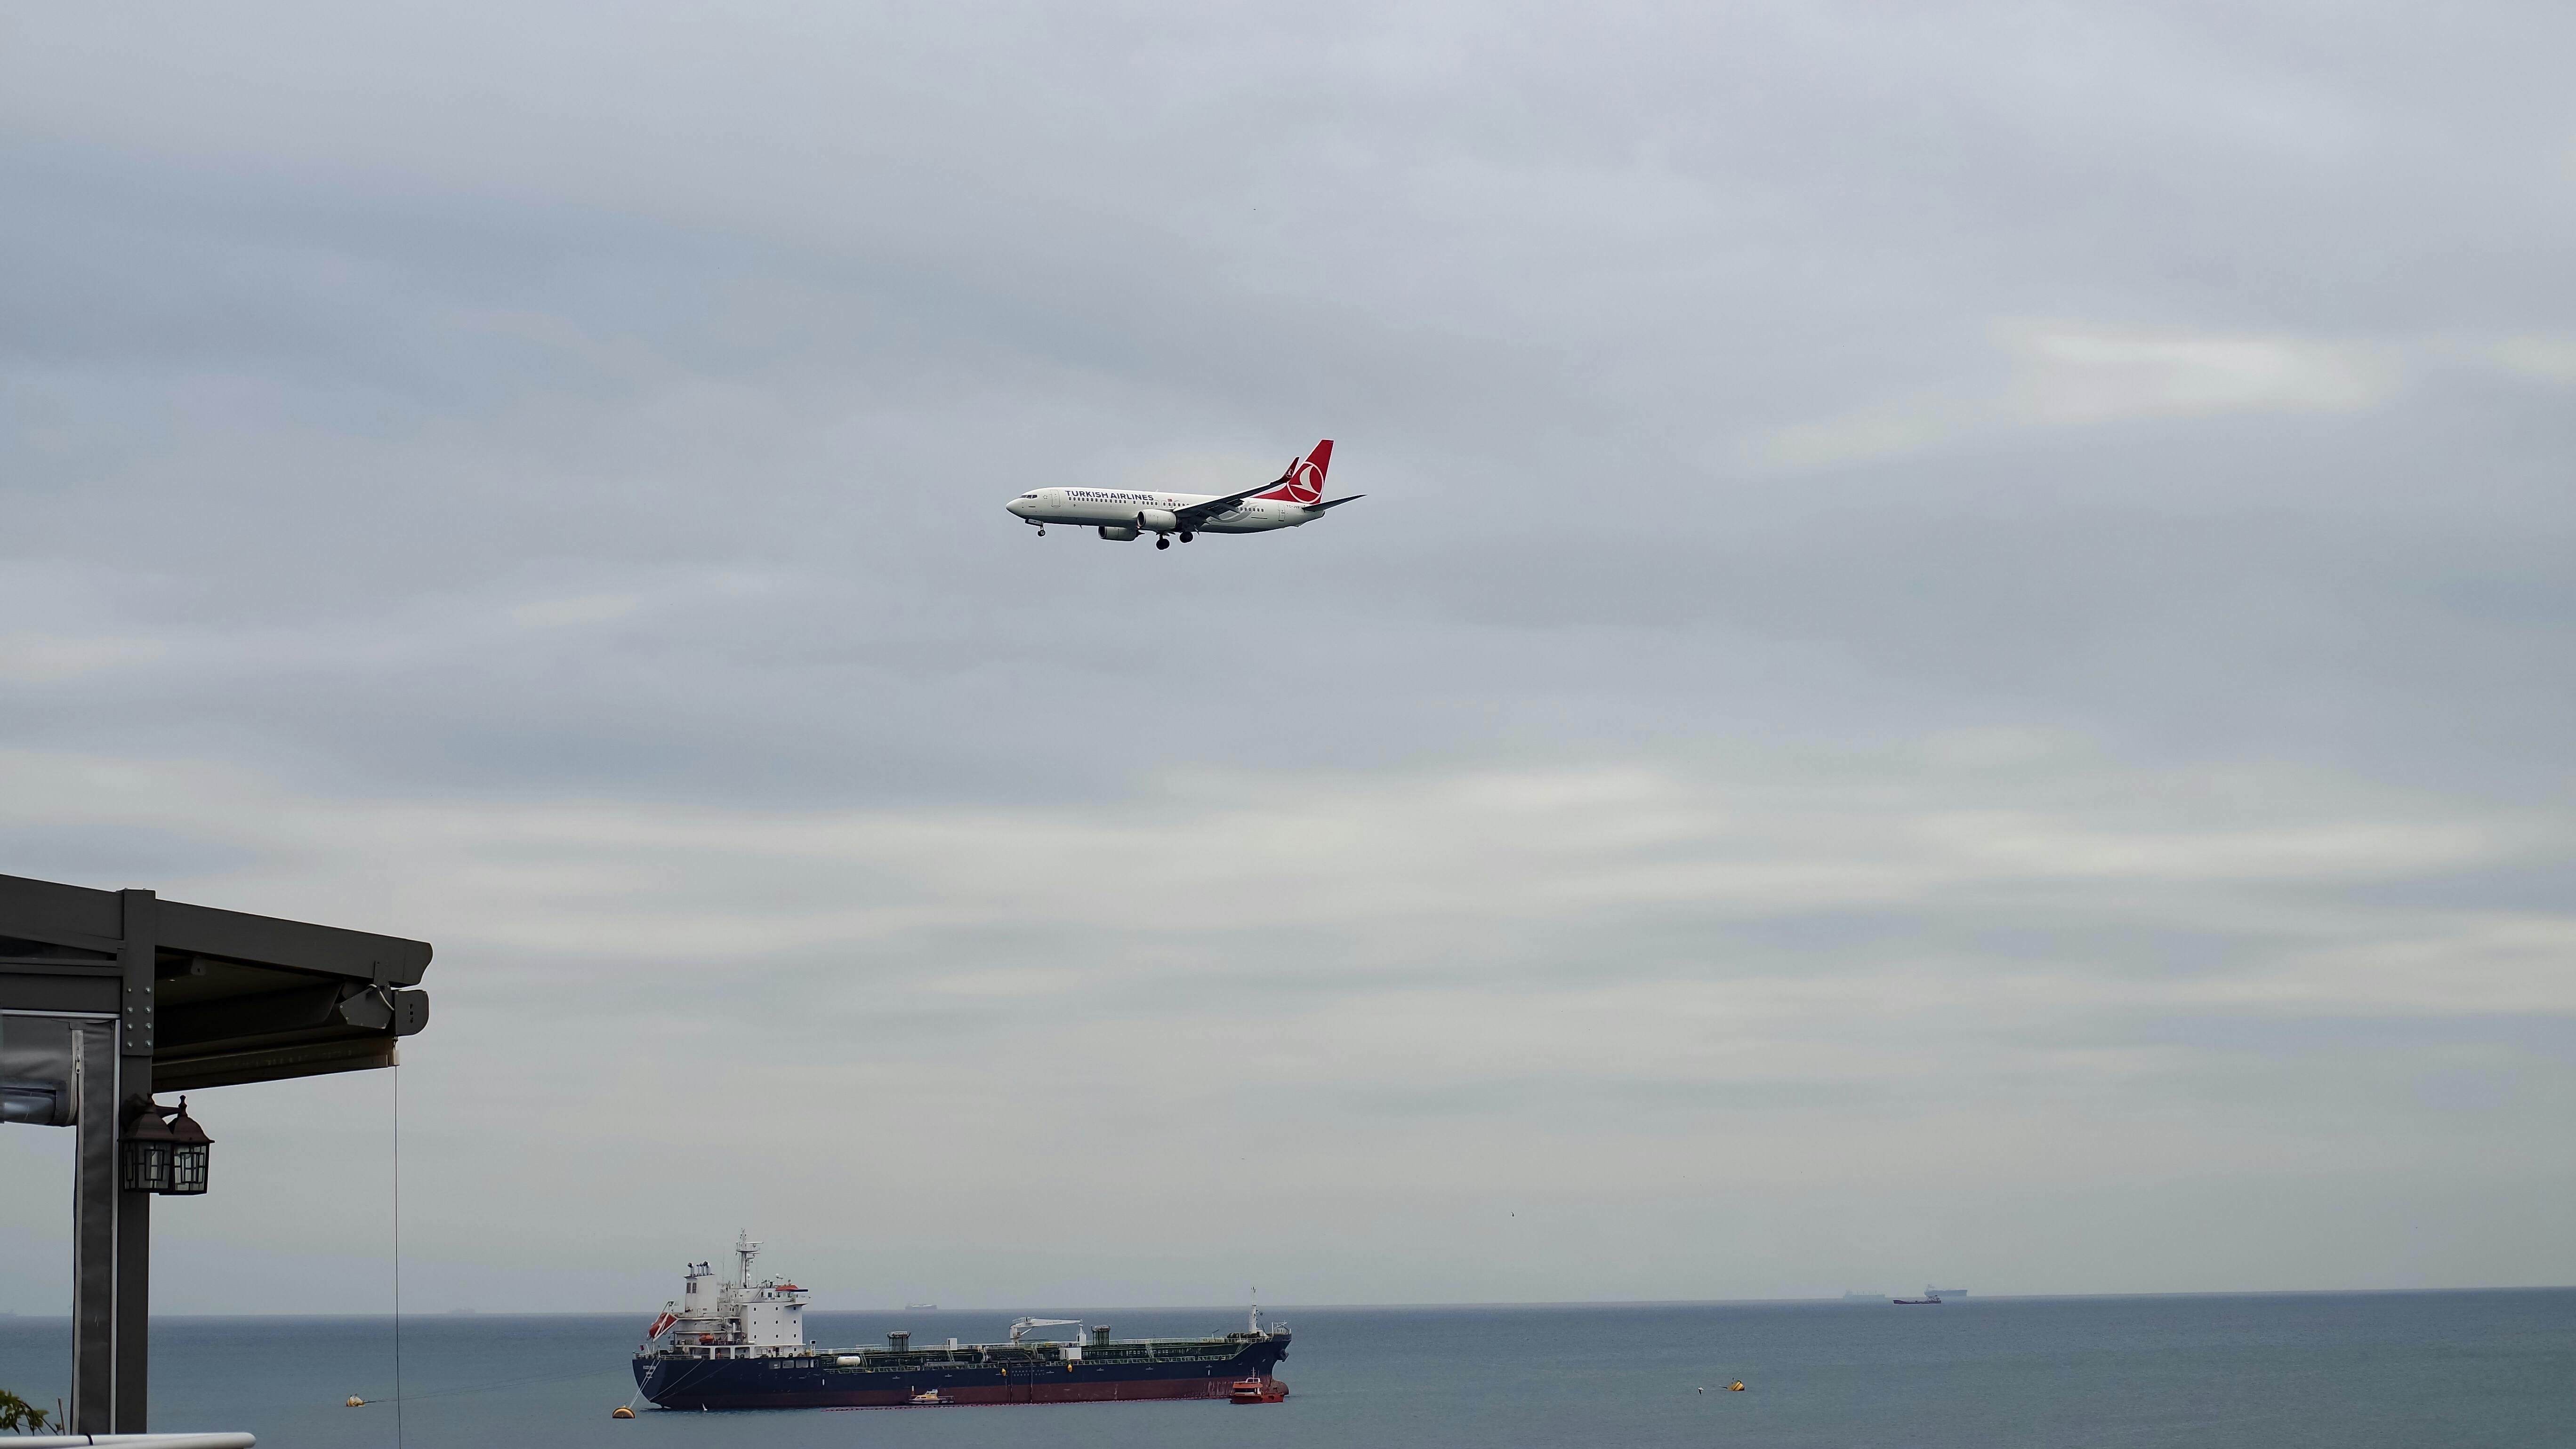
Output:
122,1099,176,1193
166,1097,212,1195
121,1097,214,1196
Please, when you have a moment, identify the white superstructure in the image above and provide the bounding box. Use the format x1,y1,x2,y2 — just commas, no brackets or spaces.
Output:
649,1230,810,1359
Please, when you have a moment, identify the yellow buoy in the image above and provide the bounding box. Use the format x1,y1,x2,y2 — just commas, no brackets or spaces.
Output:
612,1405,636,1419
1729,1381,1747,1392
346,1396,367,1408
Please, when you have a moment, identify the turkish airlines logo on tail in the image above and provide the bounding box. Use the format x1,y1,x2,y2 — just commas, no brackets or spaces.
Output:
1257,440,1333,504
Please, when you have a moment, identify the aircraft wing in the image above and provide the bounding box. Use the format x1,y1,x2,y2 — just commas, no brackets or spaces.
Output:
1171,470,1294,527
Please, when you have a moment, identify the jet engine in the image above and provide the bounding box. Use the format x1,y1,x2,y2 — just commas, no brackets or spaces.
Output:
1096,525,1139,541
1134,509,1179,534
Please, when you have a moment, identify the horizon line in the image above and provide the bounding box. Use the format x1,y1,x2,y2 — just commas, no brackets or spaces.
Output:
4,1284,2569,1321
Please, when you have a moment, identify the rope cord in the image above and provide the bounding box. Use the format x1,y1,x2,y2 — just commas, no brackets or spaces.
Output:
393,1057,404,1449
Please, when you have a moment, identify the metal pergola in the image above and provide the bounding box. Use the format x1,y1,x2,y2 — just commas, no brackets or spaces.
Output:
0,871,432,1435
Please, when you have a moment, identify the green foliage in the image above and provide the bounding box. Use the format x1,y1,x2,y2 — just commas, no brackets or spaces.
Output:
0,1388,59,1433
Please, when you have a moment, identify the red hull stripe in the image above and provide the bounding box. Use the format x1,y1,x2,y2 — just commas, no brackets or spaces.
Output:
674,1377,1265,1408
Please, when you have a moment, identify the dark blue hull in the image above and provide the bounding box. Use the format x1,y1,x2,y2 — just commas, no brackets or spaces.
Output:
634,1334,1289,1410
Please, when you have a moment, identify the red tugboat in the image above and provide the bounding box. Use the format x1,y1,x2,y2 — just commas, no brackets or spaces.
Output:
1230,1377,1288,1404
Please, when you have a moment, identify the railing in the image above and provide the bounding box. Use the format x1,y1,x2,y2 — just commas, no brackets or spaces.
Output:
815,1340,1255,1370
16,1435,257,1449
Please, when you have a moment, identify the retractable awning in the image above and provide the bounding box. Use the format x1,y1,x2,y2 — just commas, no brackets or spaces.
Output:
0,871,429,1091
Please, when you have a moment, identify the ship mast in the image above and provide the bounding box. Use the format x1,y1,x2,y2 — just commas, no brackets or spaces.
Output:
734,1229,761,1287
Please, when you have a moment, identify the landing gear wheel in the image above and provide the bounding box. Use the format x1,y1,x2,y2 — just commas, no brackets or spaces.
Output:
1036,525,1046,537
1179,532,1194,543
1155,536,1172,550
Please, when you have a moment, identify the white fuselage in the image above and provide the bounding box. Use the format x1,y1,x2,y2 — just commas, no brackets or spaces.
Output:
1006,488,1315,535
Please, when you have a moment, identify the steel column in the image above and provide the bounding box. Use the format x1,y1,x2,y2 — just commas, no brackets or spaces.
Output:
72,889,155,1433
69,1015,120,1431
115,888,156,1431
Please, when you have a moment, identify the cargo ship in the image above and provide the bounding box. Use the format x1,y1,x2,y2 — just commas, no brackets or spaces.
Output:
631,1233,1289,1410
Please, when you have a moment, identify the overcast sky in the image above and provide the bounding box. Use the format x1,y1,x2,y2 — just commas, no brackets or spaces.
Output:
3,1,2572,1316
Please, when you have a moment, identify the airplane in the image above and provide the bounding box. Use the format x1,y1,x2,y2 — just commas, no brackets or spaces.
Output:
1005,440,1362,549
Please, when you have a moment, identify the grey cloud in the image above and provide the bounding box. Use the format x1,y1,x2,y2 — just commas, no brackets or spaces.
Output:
3,0,2573,1315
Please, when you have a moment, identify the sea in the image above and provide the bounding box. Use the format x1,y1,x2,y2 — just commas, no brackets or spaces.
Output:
1,1291,2568,1448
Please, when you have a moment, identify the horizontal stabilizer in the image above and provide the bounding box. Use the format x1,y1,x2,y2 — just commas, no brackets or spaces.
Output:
1303,494,1365,512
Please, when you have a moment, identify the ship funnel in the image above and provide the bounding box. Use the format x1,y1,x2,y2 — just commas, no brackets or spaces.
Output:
887,1330,912,1353
1091,1325,1111,1345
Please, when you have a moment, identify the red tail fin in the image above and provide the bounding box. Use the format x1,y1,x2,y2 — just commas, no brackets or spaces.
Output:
1254,440,1332,504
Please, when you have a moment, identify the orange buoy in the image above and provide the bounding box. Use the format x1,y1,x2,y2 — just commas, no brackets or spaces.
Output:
612,1405,636,1419
346,1396,367,1408
1729,1381,1747,1392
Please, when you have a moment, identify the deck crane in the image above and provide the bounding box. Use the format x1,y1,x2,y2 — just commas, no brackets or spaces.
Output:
1007,1317,1087,1345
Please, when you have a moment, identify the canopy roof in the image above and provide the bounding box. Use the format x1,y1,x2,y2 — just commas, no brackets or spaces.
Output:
0,871,431,1091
